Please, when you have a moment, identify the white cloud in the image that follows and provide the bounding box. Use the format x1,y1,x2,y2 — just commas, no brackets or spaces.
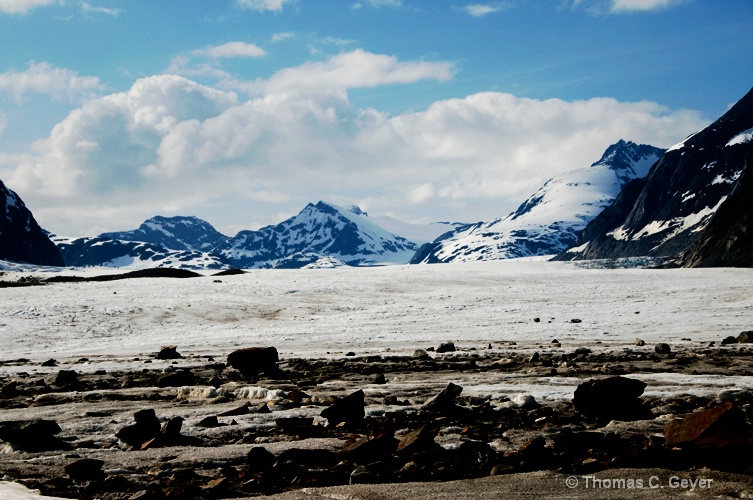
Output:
610,0,685,12
0,61,105,102
271,32,295,43
572,0,686,14
462,2,511,17
193,42,266,59
2,52,708,237
236,0,294,12
0,0,56,14
0,113,6,138
238,49,455,96
79,1,120,16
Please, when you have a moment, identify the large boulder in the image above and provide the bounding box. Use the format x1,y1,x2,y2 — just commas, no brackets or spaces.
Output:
0,419,66,451
227,347,279,378
320,389,365,425
573,376,649,420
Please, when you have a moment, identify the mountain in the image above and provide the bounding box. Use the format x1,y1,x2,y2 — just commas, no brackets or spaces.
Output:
54,236,230,270
54,215,231,270
557,86,753,264
213,201,420,268
410,140,665,263
0,179,64,266
99,215,227,251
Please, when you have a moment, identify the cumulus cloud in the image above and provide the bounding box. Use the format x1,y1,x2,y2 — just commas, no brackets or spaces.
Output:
236,0,294,12
2,51,708,236
238,49,454,97
193,42,266,59
0,61,106,102
0,0,57,14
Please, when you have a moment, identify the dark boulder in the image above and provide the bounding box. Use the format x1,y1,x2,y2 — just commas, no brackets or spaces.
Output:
436,342,456,353
227,347,279,378
421,382,463,413
157,369,195,388
0,419,66,451
573,376,649,420
65,458,105,482
116,409,161,448
320,389,365,425
157,345,182,360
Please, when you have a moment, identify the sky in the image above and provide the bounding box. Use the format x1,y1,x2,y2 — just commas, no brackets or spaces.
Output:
0,0,751,238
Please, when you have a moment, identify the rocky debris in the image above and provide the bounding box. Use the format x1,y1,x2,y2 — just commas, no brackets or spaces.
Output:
7,343,753,498
217,402,251,417
321,389,365,425
721,336,738,345
654,343,671,354
157,369,195,388
421,382,463,414
737,331,753,343
573,376,649,421
157,345,182,360
664,401,753,449
0,419,66,451
436,342,456,353
412,349,432,360
64,458,105,482
51,369,79,386
116,409,161,448
635,338,645,346
227,347,279,378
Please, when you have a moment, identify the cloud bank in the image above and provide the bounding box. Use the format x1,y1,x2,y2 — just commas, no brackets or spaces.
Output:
0,51,707,237
0,61,105,102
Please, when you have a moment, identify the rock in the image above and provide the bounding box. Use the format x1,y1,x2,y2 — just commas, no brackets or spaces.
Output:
41,359,57,367
534,318,541,323
53,369,78,386
227,347,279,378
655,343,672,354
635,338,646,346
570,319,582,324
157,369,195,388
664,401,749,447
737,331,753,343
573,348,591,355
64,458,105,482
573,376,648,420
513,394,539,409
0,419,65,451
721,336,738,345
344,430,399,460
350,466,380,484
321,389,365,425
397,425,438,456
247,446,276,471
412,349,431,360
345,351,356,357
275,417,314,433
116,409,161,448
255,403,271,414
718,389,753,403
421,382,463,413
217,402,251,417
1,381,21,398
528,352,540,363
197,416,220,428
373,373,386,384
157,345,182,359
436,342,456,353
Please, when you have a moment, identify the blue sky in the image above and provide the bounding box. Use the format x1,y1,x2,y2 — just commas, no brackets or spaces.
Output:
0,0,751,237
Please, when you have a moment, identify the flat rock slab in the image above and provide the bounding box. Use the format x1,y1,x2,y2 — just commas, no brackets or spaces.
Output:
259,468,753,499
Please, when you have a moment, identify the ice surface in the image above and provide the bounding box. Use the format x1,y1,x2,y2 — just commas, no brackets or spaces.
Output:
2,260,753,498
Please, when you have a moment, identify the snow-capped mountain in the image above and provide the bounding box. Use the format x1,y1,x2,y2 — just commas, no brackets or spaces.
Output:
54,215,231,270
99,215,227,251
411,140,664,263
54,236,230,270
0,179,63,266
558,86,753,263
213,201,420,268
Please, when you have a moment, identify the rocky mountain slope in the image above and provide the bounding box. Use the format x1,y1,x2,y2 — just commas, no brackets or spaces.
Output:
411,140,664,263
557,86,753,264
0,179,63,266
214,202,419,268
99,216,227,252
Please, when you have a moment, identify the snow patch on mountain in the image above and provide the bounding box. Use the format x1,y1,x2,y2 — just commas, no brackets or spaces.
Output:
412,140,664,263
214,201,419,268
